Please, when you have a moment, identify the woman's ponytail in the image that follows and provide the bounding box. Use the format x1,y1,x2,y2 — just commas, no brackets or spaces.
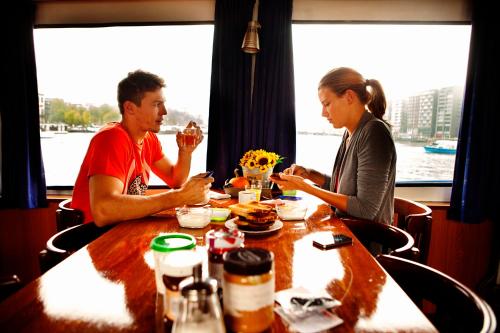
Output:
366,79,387,121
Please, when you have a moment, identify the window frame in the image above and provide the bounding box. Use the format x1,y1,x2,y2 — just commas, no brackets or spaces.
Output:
35,0,472,202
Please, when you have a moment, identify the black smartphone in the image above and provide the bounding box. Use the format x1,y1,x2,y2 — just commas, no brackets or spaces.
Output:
196,170,214,178
312,233,353,250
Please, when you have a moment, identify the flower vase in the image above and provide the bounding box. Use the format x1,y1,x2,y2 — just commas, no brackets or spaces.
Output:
242,166,273,189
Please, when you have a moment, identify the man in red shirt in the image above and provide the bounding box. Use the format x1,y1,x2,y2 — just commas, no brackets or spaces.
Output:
72,70,213,226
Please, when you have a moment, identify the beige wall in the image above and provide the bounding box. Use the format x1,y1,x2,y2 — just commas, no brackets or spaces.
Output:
34,0,471,25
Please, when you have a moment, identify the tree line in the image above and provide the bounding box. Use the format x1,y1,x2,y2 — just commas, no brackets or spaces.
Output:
42,98,205,128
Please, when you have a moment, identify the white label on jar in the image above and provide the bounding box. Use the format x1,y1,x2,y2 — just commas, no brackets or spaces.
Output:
223,276,275,313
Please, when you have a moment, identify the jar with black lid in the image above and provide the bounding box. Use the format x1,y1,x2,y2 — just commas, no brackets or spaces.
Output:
222,248,274,333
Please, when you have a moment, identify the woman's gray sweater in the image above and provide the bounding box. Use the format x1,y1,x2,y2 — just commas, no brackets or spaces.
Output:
322,111,397,224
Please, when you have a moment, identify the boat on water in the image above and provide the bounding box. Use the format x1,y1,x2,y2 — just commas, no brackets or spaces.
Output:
424,140,457,154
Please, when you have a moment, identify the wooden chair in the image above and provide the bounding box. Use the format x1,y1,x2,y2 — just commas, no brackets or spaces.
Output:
38,222,112,274
56,198,84,231
341,218,416,259
394,197,432,263
377,254,497,333
0,275,22,303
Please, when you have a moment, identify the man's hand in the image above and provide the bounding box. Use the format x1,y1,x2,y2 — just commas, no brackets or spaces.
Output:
178,175,214,205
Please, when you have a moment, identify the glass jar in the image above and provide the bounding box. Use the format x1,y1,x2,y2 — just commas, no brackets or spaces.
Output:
150,233,200,324
223,248,275,333
205,229,244,289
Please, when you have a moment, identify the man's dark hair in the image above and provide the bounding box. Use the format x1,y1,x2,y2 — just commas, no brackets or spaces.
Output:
117,70,165,114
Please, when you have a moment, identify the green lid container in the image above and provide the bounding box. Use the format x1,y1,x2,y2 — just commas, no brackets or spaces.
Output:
150,233,196,253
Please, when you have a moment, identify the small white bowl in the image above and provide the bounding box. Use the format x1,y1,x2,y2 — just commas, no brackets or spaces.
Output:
176,206,211,228
210,208,231,222
276,202,307,220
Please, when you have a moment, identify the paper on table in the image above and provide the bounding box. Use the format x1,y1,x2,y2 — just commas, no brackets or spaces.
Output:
274,286,343,333
274,306,343,333
209,191,231,200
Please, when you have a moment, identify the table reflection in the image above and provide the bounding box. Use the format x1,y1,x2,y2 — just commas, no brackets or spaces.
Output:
39,248,134,327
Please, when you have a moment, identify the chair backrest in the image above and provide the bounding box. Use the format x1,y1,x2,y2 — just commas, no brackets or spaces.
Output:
393,197,432,263
39,222,112,274
56,198,84,231
0,275,22,303
341,218,416,259
377,254,497,333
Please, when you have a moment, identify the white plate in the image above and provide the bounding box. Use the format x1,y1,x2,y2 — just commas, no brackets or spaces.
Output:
225,219,283,235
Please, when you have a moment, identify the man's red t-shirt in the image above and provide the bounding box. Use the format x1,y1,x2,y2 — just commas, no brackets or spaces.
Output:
71,122,164,223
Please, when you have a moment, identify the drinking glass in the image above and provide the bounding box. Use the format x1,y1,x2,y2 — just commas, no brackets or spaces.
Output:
245,179,262,202
181,128,197,147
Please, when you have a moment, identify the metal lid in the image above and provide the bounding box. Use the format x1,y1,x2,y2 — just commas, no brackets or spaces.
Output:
223,248,273,276
150,233,196,252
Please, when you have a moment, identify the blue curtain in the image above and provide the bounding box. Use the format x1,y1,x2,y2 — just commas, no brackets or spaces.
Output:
448,2,500,224
0,1,47,208
250,0,296,172
207,0,296,187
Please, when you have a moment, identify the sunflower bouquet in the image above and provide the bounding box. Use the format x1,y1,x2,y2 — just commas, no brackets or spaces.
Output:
239,149,284,173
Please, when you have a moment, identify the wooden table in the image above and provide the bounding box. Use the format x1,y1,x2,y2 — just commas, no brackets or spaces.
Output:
0,195,437,332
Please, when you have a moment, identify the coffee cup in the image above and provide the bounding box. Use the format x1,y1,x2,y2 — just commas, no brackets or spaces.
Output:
238,190,256,204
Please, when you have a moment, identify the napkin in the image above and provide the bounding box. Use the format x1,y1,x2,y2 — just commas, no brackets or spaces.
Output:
209,191,231,200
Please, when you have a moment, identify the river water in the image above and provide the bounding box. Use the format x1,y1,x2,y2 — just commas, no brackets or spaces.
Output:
41,133,455,186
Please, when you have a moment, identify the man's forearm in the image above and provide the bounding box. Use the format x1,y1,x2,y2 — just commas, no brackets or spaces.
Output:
91,189,186,226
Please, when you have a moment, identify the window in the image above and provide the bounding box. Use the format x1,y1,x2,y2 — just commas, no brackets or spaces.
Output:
292,24,471,182
34,25,214,186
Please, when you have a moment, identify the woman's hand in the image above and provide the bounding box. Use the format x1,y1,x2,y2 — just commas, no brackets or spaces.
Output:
284,164,309,178
272,172,308,192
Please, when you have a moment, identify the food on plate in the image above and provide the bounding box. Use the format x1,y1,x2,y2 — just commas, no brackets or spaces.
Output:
227,168,250,188
228,201,277,230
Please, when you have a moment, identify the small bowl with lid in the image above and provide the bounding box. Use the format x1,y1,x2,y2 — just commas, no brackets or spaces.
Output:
176,206,212,228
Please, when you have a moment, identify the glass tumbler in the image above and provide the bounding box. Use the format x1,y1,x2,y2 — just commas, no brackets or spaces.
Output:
181,128,197,147
245,179,262,201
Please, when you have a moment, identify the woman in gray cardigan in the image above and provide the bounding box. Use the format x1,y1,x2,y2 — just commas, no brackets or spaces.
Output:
274,67,396,224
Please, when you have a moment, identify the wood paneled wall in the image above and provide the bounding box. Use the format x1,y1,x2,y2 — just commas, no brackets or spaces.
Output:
0,201,58,286
0,200,495,292
426,206,496,289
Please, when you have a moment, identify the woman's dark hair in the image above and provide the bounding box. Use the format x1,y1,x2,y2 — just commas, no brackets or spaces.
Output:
117,70,165,114
318,67,387,122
